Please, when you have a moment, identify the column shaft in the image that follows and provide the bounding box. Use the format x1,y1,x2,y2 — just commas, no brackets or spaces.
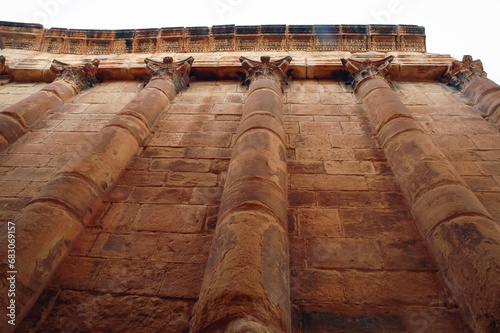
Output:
0,59,99,151
356,76,500,332
462,77,500,127
0,76,179,330
0,80,77,150
191,77,290,332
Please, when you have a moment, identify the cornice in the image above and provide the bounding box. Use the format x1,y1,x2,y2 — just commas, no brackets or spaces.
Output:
0,21,426,54
0,49,455,83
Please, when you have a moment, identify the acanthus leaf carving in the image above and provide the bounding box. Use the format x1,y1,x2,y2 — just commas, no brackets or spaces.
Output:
144,56,194,92
239,55,292,88
50,58,100,92
341,55,394,89
442,55,487,90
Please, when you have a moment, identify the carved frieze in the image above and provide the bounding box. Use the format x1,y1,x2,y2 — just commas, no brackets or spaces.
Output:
239,55,292,88
144,56,194,91
442,55,487,90
341,55,394,89
50,58,100,92
0,22,427,54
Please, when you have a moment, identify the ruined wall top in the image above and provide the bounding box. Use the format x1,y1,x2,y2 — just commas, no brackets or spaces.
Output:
0,21,426,55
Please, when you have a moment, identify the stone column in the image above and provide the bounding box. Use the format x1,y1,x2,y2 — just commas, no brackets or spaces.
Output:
341,56,500,332
0,56,193,330
443,55,500,129
191,55,292,333
0,58,100,150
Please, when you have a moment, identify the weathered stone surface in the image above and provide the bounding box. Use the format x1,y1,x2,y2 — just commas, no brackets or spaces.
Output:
0,57,193,330
428,215,500,332
306,237,382,269
349,58,500,332
0,202,83,327
191,61,291,332
36,291,194,333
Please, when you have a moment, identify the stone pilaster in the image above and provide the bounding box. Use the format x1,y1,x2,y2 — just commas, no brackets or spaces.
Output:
0,56,194,330
342,56,500,332
443,55,500,129
0,59,99,151
191,55,292,333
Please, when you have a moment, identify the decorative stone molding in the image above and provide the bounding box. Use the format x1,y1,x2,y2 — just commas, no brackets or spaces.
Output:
442,55,487,91
239,55,292,88
50,58,100,92
341,55,394,89
0,22,427,54
144,56,194,91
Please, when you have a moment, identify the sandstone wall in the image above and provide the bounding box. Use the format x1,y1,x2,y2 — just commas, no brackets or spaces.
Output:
2,75,497,331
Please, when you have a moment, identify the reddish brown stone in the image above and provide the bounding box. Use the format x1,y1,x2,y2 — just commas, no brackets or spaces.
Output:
49,256,103,290
343,270,443,306
92,259,166,295
307,237,382,269
158,263,206,299
298,208,342,237
152,233,212,263
132,204,205,232
291,269,344,303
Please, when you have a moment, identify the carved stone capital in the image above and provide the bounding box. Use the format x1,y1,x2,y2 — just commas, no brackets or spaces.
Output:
239,55,292,87
341,55,394,89
50,58,100,92
144,56,194,92
0,55,11,85
442,55,487,90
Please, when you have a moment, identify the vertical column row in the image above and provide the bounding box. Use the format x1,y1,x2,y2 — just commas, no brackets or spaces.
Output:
0,58,100,150
0,57,194,330
342,56,500,332
191,56,292,332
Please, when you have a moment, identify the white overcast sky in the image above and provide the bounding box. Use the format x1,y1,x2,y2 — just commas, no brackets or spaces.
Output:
2,0,499,82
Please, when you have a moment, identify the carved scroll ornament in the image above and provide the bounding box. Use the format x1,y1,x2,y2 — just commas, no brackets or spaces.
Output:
442,55,487,90
144,56,194,92
50,58,100,92
341,55,394,89
239,55,292,87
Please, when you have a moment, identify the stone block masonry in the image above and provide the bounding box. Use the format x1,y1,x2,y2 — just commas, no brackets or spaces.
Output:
342,55,500,332
191,56,292,332
0,59,99,150
0,56,193,331
1,22,500,332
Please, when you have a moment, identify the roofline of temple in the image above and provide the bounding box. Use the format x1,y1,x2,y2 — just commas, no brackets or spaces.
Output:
0,21,426,55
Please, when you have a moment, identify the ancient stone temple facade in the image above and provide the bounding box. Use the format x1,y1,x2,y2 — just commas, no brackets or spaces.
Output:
0,21,499,332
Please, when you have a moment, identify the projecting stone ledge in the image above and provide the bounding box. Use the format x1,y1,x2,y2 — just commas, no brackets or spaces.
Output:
0,21,426,54
0,49,453,83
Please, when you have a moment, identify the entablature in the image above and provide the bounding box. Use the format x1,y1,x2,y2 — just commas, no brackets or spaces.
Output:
0,49,454,83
